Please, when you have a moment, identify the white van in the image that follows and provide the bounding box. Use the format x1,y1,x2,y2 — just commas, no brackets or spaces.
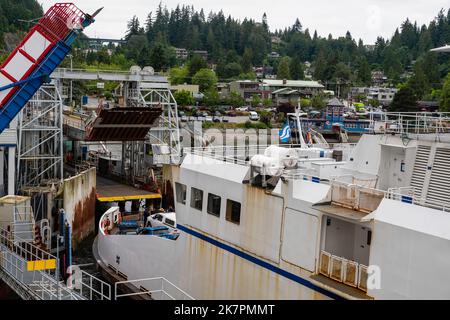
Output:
147,212,177,230
249,111,260,121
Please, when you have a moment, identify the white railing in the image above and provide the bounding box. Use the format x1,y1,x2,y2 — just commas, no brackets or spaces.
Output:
0,226,113,300
76,269,111,300
386,187,450,212
63,118,85,131
0,227,75,300
371,112,450,136
184,143,356,167
319,250,368,293
114,277,195,300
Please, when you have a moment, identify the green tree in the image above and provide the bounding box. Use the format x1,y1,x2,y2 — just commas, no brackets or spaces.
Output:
289,56,305,80
357,56,371,85
250,94,262,107
149,43,169,71
311,93,326,109
174,90,194,106
390,86,418,112
224,62,243,79
277,57,291,79
333,62,353,82
192,68,218,92
169,66,189,85
188,54,208,77
203,88,220,106
126,16,141,40
440,74,450,112
368,99,381,108
241,48,253,73
407,62,428,99
300,98,311,108
258,110,272,126
228,91,245,107
238,72,257,80
263,98,273,107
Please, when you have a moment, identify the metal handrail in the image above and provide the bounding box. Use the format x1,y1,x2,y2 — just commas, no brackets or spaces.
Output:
114,277,194,300
78,269,111,300
385,187,450,212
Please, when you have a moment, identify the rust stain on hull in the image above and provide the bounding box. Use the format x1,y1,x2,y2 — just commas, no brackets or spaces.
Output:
72,187,96,248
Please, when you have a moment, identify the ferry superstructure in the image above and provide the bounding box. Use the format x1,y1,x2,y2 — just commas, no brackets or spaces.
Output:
96,114,450,300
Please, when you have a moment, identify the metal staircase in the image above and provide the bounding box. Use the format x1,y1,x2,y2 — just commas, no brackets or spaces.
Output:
1,225,110,300
426,147,450,208
11,205,35,242
410,145,431,200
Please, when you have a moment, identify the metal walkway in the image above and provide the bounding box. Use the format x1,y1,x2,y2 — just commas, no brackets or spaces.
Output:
51,68,169,85
0,227,110,300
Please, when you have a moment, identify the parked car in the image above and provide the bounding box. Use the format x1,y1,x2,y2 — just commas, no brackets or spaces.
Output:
249,111,260,121
147,212,177,229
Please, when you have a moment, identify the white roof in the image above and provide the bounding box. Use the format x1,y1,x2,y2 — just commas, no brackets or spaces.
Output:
373,198,450,240
262,79,325,89
181,153,248,184
292,180,330,203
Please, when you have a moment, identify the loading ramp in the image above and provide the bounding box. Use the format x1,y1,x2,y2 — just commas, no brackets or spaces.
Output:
96,175,161,203
85,106,163,141
0,3,98,135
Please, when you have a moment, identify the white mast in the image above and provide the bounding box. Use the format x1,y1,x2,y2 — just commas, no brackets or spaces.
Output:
287,99,307,148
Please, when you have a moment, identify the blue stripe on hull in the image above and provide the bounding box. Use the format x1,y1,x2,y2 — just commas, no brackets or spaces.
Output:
177,224,343,300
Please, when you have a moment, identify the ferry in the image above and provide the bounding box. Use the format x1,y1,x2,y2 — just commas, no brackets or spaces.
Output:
93,45,450,300
95,109,450,299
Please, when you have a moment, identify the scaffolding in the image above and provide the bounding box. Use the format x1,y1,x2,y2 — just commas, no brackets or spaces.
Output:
122,81,181,178
16,83,63,193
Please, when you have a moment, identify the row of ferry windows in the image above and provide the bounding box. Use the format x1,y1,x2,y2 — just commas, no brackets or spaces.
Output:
175,183,241,225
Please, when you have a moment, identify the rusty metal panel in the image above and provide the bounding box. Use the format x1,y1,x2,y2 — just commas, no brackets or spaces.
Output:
319,251,331,276
330,256,344,282
63,167,97,248
85,107,163,141
344,260,358,287
358,265,369,292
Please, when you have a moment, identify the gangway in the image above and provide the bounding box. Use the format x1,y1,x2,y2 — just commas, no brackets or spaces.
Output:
0,226,111,300
0,3,100,135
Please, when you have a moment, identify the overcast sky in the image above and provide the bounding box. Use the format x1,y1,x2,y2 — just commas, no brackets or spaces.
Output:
41,0,449,44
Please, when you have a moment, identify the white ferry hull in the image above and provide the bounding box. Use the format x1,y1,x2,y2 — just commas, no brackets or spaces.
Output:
97,228,338,300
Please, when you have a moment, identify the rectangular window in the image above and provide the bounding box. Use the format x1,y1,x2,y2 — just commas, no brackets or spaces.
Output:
207,193,221,217
226,199,241,225
190,188,203,211
175,183,187,205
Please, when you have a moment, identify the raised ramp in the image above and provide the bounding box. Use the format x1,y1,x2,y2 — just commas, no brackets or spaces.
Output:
85,107,163,141
96,176,161,202
0,3,95,134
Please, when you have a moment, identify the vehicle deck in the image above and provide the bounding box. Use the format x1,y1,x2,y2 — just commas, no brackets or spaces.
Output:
96,176,161,202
